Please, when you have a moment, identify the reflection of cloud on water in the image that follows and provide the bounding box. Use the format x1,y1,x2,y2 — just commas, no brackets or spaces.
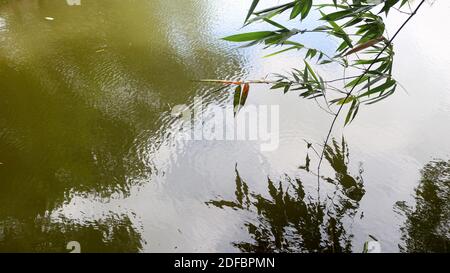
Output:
0,16,6,33
52,96,275,252
66,0,81,6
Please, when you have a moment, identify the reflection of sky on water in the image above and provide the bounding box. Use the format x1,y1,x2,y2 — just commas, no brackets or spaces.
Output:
54,1,450,252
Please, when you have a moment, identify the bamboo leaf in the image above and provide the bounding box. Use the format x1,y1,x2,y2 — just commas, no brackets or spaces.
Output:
328,20,353,48
345,75,370,89
245,0,260,23
271,82,289,90
380,0,401,15
301,0,313,20
344,37,384,56
304,60,318,82
234,85,242,116
290,1,302,19
264,46,299,58
223,31,274,42
240,83,250,107
357,79,396,98
334,95,356,105
345,100,358,126
321,9,354,21
263,18,288,30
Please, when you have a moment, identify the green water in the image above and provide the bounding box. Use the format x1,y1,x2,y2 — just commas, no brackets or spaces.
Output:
0,0,449,252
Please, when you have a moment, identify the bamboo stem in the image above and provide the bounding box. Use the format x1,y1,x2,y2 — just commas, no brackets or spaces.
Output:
193,79,276,85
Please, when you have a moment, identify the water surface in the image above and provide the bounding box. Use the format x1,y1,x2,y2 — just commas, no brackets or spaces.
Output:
0,0,449,252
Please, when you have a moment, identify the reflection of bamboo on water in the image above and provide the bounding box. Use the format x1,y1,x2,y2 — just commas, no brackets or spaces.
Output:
207,137,365,253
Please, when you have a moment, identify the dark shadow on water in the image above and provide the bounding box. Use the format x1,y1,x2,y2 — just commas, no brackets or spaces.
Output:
207,138,366,253
0,214,144,253
395,159,450,253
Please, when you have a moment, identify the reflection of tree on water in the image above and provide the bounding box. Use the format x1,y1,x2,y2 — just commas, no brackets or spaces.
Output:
395,160,450,253
322,139,365,204
207,138,365,253
0,214,144,252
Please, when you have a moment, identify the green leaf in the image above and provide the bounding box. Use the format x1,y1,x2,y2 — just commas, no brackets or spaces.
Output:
303,65,309,82
328,20,353,48
245,9,284,26
335,95,356,105
315,3,347,9
233,85,242,116
283,84,291,94
350,103,360,124
254,2,296,15
354,57,387,65
290,1,302,19
282,41,304,47
264,46,299,58
223,31,274,42
319,59,333,65
321,9,354,21
345,99,358,126
304,61,318,82
360,75,387,91
293,72,300,82
301,0,313,20
306,49,317,59
271,82,289,90
245,0,260,23
336,40,349,53
345,75,370,89
380,0,400,15
342,17,364,28
263,18,288,30
400,0,409,8
357,79,396,98
365,86,396,105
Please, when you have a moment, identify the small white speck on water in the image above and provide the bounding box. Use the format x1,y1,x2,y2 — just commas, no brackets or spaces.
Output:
45,17,54,21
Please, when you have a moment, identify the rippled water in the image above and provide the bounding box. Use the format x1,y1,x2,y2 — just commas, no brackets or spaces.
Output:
0,0,448,252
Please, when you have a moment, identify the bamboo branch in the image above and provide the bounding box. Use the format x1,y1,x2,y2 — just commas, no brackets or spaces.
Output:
193,79,276,85
316,0,427,202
